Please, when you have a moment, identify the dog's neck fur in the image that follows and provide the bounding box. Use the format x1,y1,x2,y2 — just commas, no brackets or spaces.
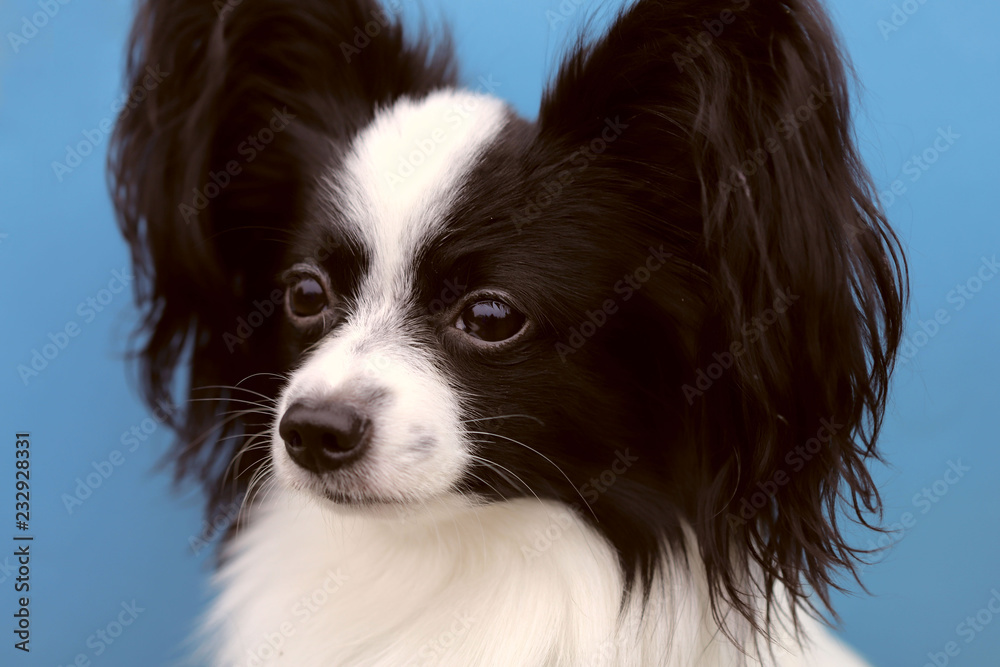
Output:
201,491,868,667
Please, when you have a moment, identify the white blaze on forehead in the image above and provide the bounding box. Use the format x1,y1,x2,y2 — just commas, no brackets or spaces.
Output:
334,90,510,293
274,91,510,504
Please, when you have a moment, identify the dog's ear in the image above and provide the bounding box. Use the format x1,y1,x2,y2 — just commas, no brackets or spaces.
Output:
540,0,906,634
109,0,454,513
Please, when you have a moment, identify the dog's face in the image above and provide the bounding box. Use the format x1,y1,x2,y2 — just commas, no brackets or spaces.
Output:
112,0,906,635
272,92,511,506
271,90,686,513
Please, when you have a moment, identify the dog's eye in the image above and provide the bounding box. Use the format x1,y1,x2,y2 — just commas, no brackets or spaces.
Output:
287,275,329,319
455,299,526,343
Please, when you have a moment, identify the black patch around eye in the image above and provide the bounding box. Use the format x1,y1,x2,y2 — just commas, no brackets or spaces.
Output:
456,299,526,343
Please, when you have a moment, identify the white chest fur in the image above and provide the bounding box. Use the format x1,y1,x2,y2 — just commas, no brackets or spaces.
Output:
200,491,869,667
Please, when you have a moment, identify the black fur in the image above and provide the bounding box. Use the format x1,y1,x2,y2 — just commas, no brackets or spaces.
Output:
110,0,907,644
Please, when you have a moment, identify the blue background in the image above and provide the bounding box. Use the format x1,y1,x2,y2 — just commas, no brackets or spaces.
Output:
1,0,998,665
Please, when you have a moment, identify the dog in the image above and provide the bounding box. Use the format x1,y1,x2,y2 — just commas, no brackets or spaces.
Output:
109,0,907,664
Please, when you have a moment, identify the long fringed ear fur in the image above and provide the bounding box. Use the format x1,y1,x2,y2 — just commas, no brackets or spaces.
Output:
539,0,907,636
108,0,455,528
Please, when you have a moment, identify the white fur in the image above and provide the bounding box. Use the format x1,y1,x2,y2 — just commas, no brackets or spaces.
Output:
202,490,871,666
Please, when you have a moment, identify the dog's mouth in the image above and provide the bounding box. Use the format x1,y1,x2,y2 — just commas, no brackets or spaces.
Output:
273,435,488,524
285,473,479,525
280,452,446,511
319,488,410,507
284,464,396,505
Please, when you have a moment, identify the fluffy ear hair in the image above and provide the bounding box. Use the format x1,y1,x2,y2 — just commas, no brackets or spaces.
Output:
109,0,455,520
540,0,907,635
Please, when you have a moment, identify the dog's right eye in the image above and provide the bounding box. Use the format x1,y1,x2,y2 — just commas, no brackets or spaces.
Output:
289,277,327,316
284,272,332,323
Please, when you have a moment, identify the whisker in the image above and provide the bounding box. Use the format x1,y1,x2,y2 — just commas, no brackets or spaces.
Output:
206,409,273,422
225,433,275,483
180,408,262,457
462,469,508,503
258,474,283,509
191,384,278,405
464,430,596,521
186,397,276,410
235,371,290,386
461,414,545,426
238,462,275,529
215,424,273,444
466,453,543,507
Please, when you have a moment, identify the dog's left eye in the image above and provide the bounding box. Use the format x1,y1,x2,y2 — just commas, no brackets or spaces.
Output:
454,299,526,343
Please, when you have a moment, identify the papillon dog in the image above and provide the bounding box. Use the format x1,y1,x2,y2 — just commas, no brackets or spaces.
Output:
110,0,907,664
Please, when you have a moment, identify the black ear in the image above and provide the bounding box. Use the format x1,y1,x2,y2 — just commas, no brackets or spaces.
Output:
540,0,907,634
109,0,455,517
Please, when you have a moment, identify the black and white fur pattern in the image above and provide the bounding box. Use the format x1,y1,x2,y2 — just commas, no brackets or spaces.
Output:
110,1,907,665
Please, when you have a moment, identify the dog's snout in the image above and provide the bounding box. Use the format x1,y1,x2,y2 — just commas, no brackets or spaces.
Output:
279,401,371,473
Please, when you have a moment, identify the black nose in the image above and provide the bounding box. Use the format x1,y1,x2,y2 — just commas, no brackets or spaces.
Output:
279,401,371,473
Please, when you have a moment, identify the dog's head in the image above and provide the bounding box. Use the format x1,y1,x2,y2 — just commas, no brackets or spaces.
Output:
111,0,906,634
